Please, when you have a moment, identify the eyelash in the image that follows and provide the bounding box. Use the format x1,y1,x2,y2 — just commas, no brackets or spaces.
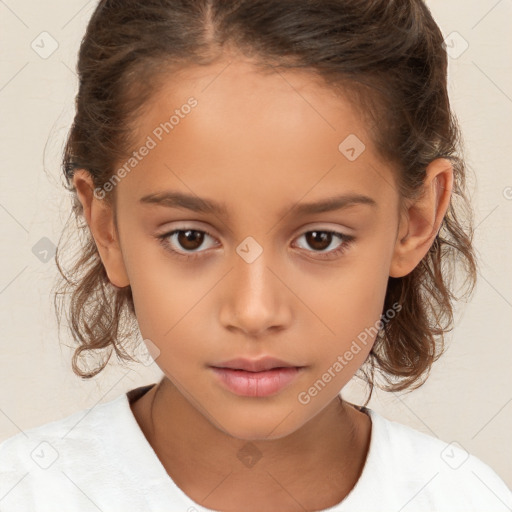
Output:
157,228,356,262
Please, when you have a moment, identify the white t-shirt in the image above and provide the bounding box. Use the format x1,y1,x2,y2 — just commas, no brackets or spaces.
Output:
1,384,511,512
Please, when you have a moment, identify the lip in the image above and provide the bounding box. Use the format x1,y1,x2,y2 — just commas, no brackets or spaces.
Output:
211,356,301,372
209,356,306,397
210,367,304,397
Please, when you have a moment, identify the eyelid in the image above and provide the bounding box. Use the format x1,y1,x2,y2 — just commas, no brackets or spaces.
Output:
291,222,355,238
292,230,355,260
156,223,356,262
156,227,220,262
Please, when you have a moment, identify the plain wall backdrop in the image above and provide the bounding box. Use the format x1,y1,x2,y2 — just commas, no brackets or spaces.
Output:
1,0,511,491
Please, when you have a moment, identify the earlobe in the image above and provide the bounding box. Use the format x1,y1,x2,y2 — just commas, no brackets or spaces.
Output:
72,169,130,288
389,158,453,278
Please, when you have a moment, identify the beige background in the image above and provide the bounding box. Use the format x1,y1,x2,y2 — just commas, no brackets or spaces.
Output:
1,0,511,490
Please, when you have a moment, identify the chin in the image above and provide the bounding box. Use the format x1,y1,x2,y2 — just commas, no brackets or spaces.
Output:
210,405,309,442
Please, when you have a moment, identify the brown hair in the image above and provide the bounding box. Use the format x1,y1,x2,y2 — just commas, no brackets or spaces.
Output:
53,0,477,405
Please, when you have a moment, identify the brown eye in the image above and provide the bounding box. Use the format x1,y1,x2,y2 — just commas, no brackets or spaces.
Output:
176,229,205,251
157,228,219,260
304,231,333,251
294,230,356,260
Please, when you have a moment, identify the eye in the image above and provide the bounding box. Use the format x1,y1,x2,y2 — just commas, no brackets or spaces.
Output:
156,227,355,261
293,230,355,260
157,228,219,261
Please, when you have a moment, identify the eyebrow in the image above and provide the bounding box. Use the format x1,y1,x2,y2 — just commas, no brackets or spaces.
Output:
139,190,377,218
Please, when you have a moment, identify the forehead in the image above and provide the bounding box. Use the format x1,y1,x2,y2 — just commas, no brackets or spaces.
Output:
135,58,370,149
119,57,397,212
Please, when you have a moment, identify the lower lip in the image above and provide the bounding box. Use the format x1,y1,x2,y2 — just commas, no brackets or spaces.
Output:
210,366,303,397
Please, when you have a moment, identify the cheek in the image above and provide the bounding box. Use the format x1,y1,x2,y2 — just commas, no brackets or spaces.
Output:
299,254,390,374
126,257,221,377
120,229,202,333
298,259,389,337
292,221,394,323
130,270,209,342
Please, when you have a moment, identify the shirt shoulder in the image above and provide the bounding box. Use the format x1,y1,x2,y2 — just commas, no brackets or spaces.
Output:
0,401,101,473
0,384,212,512
0,390,153,512
340,407,512,512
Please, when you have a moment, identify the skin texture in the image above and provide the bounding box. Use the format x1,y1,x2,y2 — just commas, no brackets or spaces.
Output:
73,56,453,511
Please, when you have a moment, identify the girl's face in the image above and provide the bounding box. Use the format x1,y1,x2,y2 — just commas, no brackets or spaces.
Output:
97,58,406,439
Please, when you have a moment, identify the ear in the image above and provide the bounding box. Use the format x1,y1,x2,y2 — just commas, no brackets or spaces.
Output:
72,169,130,288
389,158,453,278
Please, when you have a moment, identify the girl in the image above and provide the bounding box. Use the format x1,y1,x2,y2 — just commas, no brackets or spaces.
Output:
1,1,511,511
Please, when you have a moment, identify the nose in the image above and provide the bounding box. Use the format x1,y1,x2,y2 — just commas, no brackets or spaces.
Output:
218,249,292,337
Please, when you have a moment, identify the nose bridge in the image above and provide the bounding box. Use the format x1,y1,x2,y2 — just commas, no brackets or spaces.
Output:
236,246,272,299
219,238,291,335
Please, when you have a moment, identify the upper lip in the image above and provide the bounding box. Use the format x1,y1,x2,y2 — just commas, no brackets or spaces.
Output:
210,356,302,372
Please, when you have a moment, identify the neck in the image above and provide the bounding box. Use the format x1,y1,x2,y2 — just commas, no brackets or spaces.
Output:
131,378,371,511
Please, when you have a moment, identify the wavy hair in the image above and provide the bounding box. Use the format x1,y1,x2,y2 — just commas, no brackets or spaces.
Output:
53,0,477,405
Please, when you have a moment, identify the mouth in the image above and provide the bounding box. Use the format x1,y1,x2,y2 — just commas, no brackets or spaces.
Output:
210,356,303,372
209,357,306,397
